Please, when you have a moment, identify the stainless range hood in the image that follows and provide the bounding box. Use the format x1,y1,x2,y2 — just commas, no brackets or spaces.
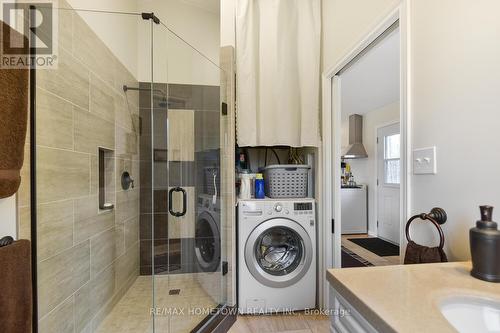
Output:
342,114,368,159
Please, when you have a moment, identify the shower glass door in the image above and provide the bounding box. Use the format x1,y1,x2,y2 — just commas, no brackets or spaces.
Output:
28,3,224,332
31,5,156,333
150,19,226,332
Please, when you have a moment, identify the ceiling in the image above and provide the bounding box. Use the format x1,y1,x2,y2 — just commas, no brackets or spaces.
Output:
341,27,400,118
180,0,220,14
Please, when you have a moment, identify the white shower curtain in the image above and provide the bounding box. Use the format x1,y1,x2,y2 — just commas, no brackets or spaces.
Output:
236,0,321,147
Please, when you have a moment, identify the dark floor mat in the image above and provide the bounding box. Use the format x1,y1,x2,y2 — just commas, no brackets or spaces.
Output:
348,237,400,257
341,247,373,268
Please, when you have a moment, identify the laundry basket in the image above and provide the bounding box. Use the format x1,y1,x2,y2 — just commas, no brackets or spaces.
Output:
263,165,310,198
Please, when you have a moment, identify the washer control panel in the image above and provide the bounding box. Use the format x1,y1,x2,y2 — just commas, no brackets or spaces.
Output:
240,199,315,219
294,202,313,211
293,201,314,216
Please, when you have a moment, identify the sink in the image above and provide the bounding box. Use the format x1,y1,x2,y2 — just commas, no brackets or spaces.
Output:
440,296,500,333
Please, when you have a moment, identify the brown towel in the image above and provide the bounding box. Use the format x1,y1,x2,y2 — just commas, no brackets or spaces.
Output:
0,240,32,333
404,240,448,264
0,20,29,199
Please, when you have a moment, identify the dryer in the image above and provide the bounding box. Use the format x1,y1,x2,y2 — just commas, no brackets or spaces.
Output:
238,198,316,314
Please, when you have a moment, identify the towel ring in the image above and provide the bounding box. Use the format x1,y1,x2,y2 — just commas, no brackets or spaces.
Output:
405,208,447,249
0,236,14,248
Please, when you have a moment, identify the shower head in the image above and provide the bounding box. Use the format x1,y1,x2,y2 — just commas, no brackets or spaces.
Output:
123,84,169,107
122,84,167,96
123,85,185,109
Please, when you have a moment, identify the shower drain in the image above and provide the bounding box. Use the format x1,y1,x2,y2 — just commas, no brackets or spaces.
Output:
169,289,181,295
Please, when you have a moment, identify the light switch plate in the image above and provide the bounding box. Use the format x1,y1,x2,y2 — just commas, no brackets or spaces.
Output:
413,147,437,175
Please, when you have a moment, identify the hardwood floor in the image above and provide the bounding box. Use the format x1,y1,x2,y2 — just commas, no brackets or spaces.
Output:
341,234,401,266
228,312,330,333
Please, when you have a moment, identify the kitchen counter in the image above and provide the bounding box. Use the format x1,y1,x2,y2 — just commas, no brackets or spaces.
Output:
327,262,500,332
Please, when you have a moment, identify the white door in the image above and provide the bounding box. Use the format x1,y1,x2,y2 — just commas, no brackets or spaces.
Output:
377,123,400,244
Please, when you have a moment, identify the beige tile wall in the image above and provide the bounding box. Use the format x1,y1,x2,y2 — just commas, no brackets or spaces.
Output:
168,109,195,162
167,109,196,240
167,187,196,239
17,2,141,332
220,46,236,306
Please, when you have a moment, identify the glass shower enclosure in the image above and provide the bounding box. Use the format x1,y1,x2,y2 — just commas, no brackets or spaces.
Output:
25,4,226,332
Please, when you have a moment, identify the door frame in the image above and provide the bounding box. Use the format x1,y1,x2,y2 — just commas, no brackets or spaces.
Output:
320,2,412,308
375,121,401,243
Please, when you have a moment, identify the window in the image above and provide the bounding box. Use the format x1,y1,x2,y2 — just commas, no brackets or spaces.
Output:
384,134,400,184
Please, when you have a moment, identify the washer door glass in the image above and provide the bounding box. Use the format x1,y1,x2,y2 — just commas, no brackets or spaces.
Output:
195,211,220,271
245,218,313,288
255,226,303,276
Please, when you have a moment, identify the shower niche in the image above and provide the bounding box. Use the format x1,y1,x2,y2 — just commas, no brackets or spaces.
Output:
98,147,115,211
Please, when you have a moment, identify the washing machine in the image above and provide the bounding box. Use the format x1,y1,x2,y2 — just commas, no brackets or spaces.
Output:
238,198,316,314
195,194,221,303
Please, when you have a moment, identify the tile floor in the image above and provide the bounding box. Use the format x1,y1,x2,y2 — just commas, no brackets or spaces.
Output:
86,272,329,333
95,274,219,333
341,234,401,266
92,235,397,333
228,313,330,333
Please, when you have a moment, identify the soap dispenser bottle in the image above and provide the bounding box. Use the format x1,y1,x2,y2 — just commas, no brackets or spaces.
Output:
470,205,500,282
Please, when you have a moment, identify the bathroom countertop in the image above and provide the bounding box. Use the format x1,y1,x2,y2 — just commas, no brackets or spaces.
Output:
327,261,500,333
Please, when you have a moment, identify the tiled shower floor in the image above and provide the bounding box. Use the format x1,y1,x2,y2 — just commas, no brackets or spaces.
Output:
95,274,218,333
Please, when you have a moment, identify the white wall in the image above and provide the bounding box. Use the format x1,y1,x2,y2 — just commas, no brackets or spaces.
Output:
341,103,400,235
409,0,500,260
321,0,399,71
0,196,17,239
221,0,236,46
327,0,500,261
66,0,139,78
137,0,220,85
